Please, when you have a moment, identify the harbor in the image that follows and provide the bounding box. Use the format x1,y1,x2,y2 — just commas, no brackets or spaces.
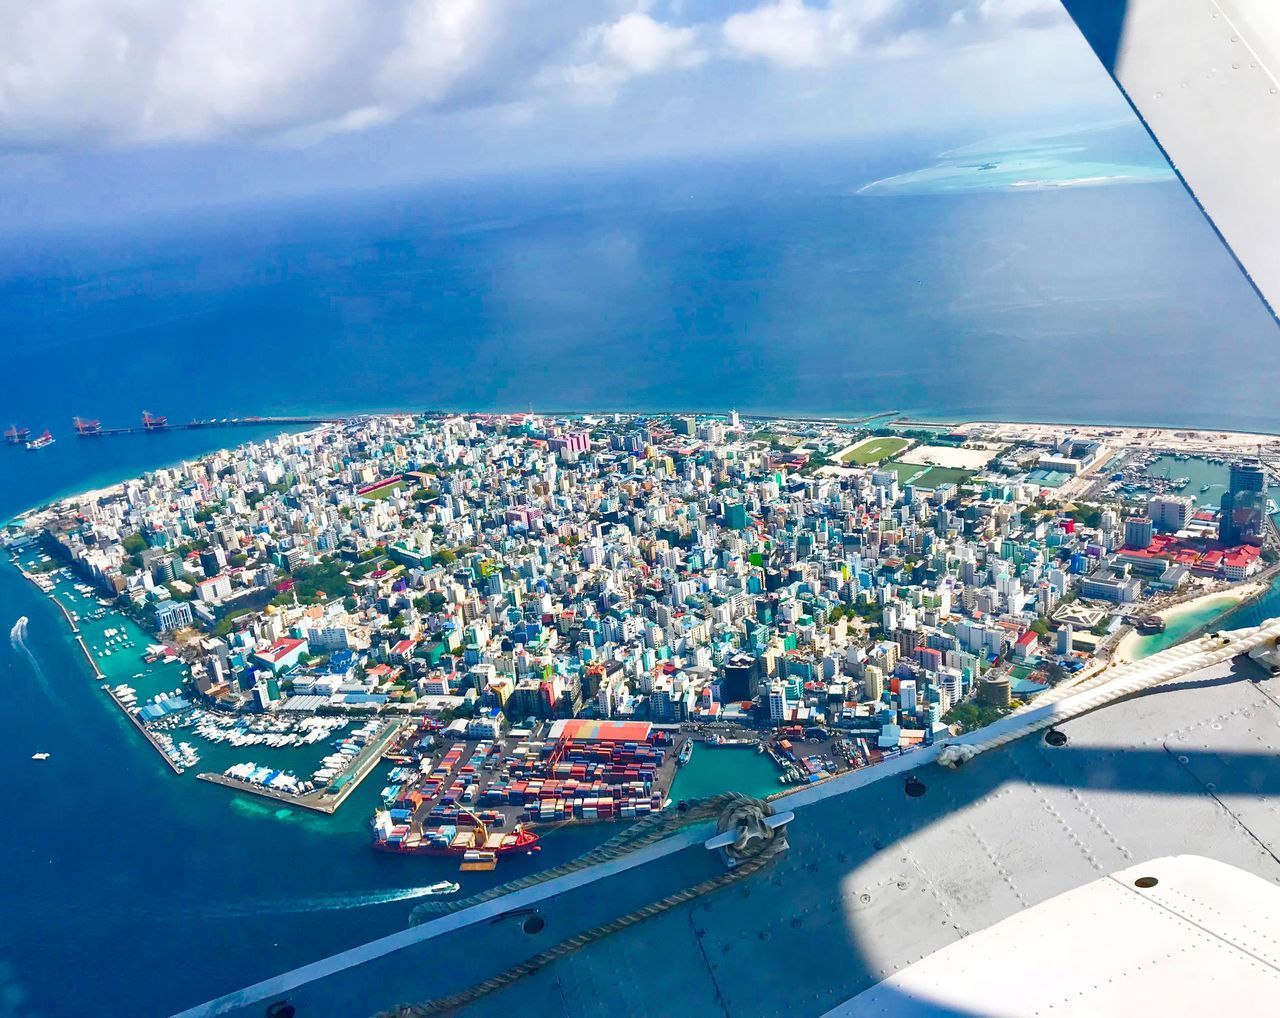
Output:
4,539,413,813
198,718,408,814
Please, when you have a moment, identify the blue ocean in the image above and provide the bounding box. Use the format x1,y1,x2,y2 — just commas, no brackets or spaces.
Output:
2,125,1279,1015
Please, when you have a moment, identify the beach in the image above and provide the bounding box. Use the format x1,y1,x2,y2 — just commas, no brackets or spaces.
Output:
1112,580,1267,663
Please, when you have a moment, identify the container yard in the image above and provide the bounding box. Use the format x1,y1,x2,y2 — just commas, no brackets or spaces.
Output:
371,719,684,857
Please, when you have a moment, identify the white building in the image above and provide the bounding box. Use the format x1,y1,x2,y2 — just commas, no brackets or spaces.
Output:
195,573,233,603
767,680,789,724
1148,495,1195,533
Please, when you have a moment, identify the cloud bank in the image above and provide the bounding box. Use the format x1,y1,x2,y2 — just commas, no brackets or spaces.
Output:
0,0,1069,150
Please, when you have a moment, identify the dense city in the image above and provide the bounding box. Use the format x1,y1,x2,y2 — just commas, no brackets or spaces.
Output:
7,412,1277,865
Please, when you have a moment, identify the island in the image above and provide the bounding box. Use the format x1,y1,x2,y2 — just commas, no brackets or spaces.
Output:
5,411,1278,866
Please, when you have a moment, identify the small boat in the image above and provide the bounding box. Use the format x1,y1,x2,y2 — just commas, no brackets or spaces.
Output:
423,881,460,896
677,740,694,767
31,752,50,761
1199,484,1212,493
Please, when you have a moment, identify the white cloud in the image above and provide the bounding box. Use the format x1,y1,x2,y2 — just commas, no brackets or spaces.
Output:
602,14,703,74
979,0,1062,28
0,0,1073,150
722,0,843,68
555,12,706,103
0,0,617,148
722,0,1067,68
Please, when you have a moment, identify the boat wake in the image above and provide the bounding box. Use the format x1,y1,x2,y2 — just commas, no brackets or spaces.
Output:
11,616,62,706
216,884,456,916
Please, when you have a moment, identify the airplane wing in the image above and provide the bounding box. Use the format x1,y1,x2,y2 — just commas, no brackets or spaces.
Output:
1062,0,1280,316
182,623,1280,1016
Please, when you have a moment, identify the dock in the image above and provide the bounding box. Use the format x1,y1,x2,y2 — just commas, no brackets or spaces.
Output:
102,685,184,775
49,594,80,632
197,718,407,814
81,414,346,438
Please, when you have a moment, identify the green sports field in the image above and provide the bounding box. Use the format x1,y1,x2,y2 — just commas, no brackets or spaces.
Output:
876,461,973,489
838,436,911,465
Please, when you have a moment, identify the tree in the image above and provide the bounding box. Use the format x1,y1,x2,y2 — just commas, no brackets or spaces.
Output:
1045,662,1069,686
122,533,147,555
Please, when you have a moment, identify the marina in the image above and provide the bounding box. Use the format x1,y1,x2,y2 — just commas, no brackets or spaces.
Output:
199,719,407,814
5,539,409,813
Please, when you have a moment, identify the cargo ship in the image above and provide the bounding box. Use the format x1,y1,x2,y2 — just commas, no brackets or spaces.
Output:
676,739,694,767
26,429,55,451
371,809,539,864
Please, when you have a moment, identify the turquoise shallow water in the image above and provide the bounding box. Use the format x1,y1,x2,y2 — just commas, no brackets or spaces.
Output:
1125,574,1280,660
669,745,785,802
1125,593,1248,660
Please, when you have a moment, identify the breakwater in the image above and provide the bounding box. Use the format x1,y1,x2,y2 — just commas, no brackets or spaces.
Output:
74,414,347,438
103,684,184,774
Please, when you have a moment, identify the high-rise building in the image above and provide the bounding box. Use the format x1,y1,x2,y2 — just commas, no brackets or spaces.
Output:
721,653,758,702
1147,495,1194,533
155,600,193,633
767,680,789,724
863,664,884,702
1124,516,1154,549
1220,460,1267,546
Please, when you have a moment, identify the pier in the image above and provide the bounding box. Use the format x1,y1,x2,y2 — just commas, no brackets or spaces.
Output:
197,718,407,814
103,685,184,775
49,594,81,634
74,635,104,680
78,414,346,438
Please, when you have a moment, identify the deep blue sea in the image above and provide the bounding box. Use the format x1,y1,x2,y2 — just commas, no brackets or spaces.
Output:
2,129,1280,1015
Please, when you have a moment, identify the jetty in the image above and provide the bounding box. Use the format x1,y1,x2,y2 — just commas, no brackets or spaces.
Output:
103,685,183,775
78,414,346,438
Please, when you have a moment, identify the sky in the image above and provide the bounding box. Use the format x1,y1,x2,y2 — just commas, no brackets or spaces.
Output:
0,0,1132,229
